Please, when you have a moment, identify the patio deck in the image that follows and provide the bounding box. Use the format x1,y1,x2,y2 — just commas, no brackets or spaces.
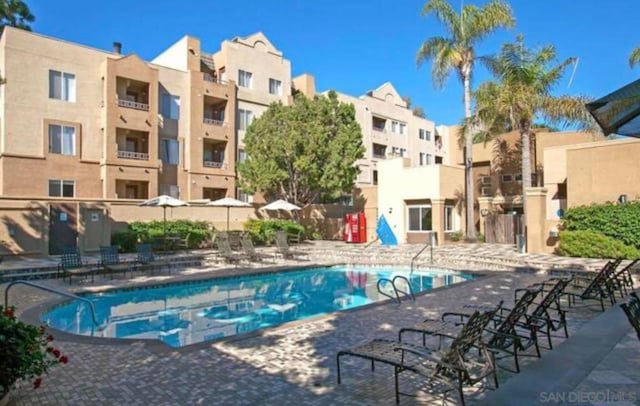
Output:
1,242,638,405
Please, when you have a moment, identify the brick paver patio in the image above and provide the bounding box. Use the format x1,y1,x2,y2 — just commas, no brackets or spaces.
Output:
1,242,638,405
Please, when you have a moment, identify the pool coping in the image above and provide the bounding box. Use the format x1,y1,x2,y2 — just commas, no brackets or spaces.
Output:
20,263,498,354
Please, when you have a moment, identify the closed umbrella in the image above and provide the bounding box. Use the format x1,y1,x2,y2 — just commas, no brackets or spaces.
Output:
139,195,188,235
207,197,252,231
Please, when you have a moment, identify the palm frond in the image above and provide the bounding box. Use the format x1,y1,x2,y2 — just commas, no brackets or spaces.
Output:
540,95,598,132
629,47,640,68
421,0,461,38
465,0,515,42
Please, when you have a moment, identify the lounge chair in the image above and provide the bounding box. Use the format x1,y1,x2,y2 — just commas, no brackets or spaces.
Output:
58,246,98,284
99,246,132,278
400,288,541,374
337,308,499,405
563,263,619,311
240,236,274,263
215,237,249,265
620,292,640,340
135,244,169,273
274,230,308,261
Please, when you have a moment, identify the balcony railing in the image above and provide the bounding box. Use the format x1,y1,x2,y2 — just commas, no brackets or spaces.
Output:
203,117,226,126
203,160,226,169
372,126,386,133
117,150,149,160
372,153,386,159
117,98,150,111
203,73,228,84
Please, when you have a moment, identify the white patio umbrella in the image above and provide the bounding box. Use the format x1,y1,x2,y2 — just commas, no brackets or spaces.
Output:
207,197,252,231
139,195,188,235
261,199,301,211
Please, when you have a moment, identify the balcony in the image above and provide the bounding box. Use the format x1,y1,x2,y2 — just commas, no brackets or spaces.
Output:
372,143,387,159
372,126,387,133
203,72,227,85
117,150,149,160
116,77,150,111
203,139,227,170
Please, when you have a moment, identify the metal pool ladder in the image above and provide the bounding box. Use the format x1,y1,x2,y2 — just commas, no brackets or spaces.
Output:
376,275,415,304
410,232,438,275
4,280,101,328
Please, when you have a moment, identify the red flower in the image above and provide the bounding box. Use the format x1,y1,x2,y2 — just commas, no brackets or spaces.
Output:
33,377,42,389
59,355,68,364
3,308,14,318
46,334,54,342
46,346,54,353
52,349,60,358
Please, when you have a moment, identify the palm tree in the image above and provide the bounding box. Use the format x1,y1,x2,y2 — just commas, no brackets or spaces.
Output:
0,0,35,31
417,0,514,240
474,35,593,220
629,47,640,68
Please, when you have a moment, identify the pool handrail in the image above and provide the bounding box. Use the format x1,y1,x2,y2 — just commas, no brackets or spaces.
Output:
410,233,438,274
4,280,101,327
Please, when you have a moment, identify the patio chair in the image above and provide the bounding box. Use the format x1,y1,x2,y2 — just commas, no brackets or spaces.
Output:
58,246,98,284
562,262,619,311
337,309,499,405
400,288,541,374
240,236,274,263
215,237,249,265
620,292,640,340
135,244,169,273
568,259,632,299
99,246,132,279
274,230,308,261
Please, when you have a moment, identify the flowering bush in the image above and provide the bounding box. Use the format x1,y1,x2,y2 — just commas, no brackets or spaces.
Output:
0,305,67,396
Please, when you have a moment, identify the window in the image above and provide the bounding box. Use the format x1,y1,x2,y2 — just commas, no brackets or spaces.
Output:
408,205,432,232
49,70,76,102
425,130,431,141
238,149,247,163
419,152,425,166
481,176,492,185
238,188,254,203
49,179,75,197
160,184,180,198
238,70,252,88
419,129,426,140
391,121,398,133
391,147,400,156
515,174,523,182
372,170,378,185
502,174,513,183
48,124,75,155
426,153,433,165
400,148,406,157
161,139,179,165
444,206,455,231
161,93,180,120
238,109,254,130
399,123,406,135
269,78,282,95
481,186,492,196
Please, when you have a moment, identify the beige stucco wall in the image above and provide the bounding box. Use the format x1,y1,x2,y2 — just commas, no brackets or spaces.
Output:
378,158,463,244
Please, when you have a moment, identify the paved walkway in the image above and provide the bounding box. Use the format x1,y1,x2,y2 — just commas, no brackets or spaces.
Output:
1,243,637,405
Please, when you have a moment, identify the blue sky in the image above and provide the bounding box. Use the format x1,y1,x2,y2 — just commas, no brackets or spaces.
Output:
29,0,640,126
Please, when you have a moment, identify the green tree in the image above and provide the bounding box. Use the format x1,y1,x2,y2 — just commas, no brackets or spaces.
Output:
238,91,364,206
413,106,426,118
473,36,593,237
629,46,640,68
417,0,514,240
0,0,34,31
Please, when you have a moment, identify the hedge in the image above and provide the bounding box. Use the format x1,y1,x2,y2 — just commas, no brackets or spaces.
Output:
562,201,640,249
556,230,639,259
243,219,305,246
111,220,214,252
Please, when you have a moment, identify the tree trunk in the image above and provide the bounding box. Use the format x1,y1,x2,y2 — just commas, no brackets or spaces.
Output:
463,73,476,240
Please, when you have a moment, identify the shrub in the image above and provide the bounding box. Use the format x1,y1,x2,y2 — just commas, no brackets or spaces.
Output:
244,219,305,245
476,232,485,243
449,231,462,242
111,220,214,252
562,201,640,249
556,230,639,259
0,306,67,396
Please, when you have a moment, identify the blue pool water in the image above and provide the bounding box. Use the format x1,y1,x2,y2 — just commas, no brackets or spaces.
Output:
42,266,475,348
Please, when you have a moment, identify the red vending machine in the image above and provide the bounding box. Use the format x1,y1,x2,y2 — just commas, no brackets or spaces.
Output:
344,213,361,243
343,213,353,242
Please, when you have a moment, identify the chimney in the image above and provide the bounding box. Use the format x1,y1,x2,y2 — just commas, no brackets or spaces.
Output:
113,42,122,55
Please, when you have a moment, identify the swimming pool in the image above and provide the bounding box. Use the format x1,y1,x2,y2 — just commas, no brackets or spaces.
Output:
42,265,475,348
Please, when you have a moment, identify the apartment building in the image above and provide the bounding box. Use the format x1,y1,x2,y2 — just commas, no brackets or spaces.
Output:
0,27,237,201
332,83,449,186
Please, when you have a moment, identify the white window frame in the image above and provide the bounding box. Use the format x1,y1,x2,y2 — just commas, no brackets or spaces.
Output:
268,78,282,95
48,124,75,156
399,123,406,135
444,205,455,232
238,70,252,88
481,186,492,196
501,174,513,183
419,129,425,140
238,109,254,131
238,149,247,163
407,204,433,232
426,153,432,165
48,179,75,197
161,93,180,120
425,130,431,141
481,176,492,185
49,70,76,102
419,152,425,166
